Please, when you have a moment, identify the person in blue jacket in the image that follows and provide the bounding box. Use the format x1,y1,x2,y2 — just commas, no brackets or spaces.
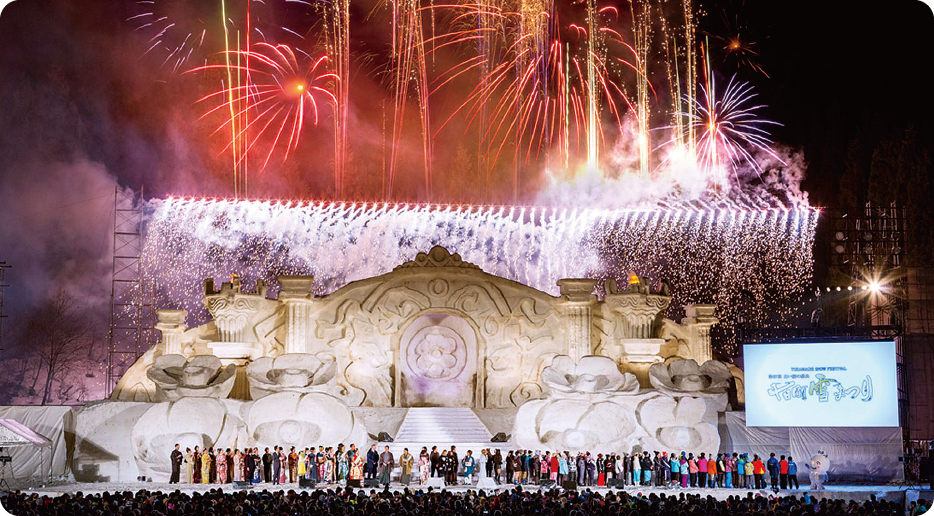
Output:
787,456,799,489
767,452,780,490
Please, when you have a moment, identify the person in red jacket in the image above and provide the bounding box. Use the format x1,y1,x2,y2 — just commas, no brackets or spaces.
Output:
752,455,766,489
779,455,789,489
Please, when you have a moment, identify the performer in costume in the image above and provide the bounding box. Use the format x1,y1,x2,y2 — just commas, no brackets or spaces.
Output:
462,450,476,485
217,449,228,483
419,448,430,484
350,447,364,481
184,448,194,483
201,449,212,483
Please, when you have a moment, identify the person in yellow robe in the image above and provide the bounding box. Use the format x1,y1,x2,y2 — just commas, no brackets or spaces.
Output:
201,449,212,483
298,449,307,478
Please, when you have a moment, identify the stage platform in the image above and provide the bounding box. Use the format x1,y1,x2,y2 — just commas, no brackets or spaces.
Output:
13,481,932,507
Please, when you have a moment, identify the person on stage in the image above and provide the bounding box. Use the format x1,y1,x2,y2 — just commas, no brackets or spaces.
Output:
430,446,440,478
217,448,228,483
279,447,288,483
184,447,194,484
338,444,349,482
349,445,364,483
169,444,183,484
288,447,298,483
400,447,414,485
419,447,430,485
462,450,476,485
767,452,779,490
262,447,272,483
201,448,212,484
752,454,765,489
787,456,799,489
779,455,789,489
379,445,394,488
272,446,281,484
367,444,380,481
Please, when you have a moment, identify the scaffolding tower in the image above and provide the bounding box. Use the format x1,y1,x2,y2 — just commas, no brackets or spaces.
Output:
0,262,10,362
106,188,156,397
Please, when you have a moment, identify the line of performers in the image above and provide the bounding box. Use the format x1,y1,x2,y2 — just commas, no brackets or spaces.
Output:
168,443,366,484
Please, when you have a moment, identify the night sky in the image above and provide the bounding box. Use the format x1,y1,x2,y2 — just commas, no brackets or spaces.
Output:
0,0,931,401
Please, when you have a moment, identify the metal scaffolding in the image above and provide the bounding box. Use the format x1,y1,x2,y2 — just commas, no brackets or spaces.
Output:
106,188,155,397
0,261,10,362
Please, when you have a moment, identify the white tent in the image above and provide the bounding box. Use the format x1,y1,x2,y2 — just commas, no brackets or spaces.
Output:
0,418,53,485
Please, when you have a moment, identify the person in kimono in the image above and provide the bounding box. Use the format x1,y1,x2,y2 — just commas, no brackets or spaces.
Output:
419,447,430,484
462,450,476,485
184,447,194,484
400,448,414,485
279,448,288,483
201,448,212,483
338,444,349,481
350,446,364,482
288,447,298,483
216,449,228,483
379,445,394,488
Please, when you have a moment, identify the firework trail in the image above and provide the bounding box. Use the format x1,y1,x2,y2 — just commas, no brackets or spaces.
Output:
127,0,213,74
191,43,338,171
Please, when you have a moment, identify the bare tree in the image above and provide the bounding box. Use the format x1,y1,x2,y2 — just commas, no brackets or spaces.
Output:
24,290,91,405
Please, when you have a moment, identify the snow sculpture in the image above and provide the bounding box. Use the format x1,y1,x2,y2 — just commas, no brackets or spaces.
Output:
514,355,723,454
648,359,732,397
131,397,246,481
806,451,830,490
245,353,366,450
636,396,720,452
514,355,643,451
146,354,237,401
245,353,336,399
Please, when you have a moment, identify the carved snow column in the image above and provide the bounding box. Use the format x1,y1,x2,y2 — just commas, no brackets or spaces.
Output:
557,279,598,362
204,278,264,360
682,304,718,363
155,309,188,356
278,275,315,354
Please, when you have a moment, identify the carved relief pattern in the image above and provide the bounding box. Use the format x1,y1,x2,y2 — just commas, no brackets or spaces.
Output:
207,296,261,342
407,327,467,380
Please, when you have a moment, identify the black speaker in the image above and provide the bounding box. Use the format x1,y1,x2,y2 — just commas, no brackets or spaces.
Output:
539,479,556,489
299,478,316,488
365,478,380,488
233,481,253,490
347,479,362,488
562,480,578,490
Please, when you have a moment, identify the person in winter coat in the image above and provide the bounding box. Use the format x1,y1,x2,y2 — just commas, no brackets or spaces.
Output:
767,452,780,489
697,453,708,488
753,454,766,489
787,456,799,489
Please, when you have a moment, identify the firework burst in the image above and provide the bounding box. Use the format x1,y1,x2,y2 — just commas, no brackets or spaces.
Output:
684,74,783,187
192,43,339,171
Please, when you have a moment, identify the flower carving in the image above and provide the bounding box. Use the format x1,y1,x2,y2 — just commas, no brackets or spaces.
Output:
540,355,640,398
408,327,466,380
648,358,732,396
246,353,337,399
146,354,237,401
636,395,720,452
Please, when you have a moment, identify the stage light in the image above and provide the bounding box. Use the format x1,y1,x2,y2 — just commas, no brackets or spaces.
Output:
836,286,841,291
847,286,852,291
869,281,881,293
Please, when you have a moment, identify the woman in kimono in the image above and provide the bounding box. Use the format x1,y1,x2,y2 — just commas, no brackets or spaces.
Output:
298,449,307,479
350,448,364,481
185,448,194,483
461,450,476,486
419,448,430,484
253,450,262,483
201,449,212,483
235,449,245,482
193,447,202,484
279,448,288,483
217,449,228,483
337,444,348,482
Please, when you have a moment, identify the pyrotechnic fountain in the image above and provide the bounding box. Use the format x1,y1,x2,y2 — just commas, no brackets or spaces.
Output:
142,197,817,355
